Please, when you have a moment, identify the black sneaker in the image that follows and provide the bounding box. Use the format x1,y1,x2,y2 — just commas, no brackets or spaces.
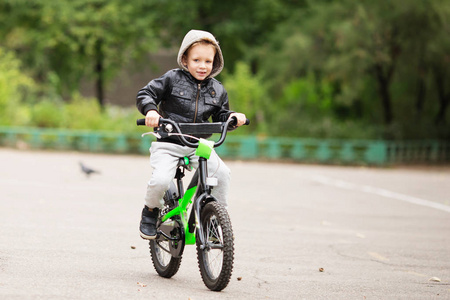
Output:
140,206,159,240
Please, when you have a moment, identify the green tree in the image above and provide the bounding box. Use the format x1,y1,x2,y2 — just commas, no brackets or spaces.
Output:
222,62,268,133
1,0,448,140
145,0,299,73
0,47,35,126
0,0,159,106
428,0,450,126
257,0,450,139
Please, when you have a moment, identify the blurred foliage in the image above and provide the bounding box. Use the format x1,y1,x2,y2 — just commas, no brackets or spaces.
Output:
0,47,35,126
0,0,449,140
257,0,450,139
13,95,142,133
222,62,269,134
0,0,158,104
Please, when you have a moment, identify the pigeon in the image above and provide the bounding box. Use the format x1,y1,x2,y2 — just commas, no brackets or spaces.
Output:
79,162,100,177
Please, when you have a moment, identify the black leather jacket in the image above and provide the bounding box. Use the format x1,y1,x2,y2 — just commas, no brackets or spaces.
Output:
136,69,233,143
136,69,232,123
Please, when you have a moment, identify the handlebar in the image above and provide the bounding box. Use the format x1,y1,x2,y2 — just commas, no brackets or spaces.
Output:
136,117,249,127
136,117,250,148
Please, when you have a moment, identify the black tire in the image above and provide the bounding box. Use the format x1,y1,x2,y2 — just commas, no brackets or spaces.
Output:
149,181,183,278
150,239,182,278
196,201,234,291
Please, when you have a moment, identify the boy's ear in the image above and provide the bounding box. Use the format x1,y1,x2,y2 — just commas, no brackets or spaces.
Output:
181,55,188,67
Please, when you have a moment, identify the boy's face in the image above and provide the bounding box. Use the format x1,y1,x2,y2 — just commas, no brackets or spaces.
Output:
182,43,215,81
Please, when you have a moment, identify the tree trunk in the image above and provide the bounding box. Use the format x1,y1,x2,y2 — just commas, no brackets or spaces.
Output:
372,27,400,126
374,63,393,125
415,77,426,115
95,39,104,108
415,45,426,116
434,66,449,125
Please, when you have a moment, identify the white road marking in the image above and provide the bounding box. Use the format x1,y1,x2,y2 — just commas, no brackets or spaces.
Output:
311,175,450,213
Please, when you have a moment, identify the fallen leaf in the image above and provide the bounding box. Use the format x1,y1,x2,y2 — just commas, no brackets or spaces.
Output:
429,277,441,282
237,277,242,281
368,252,389,262
319,268,324,272
131,246,136,249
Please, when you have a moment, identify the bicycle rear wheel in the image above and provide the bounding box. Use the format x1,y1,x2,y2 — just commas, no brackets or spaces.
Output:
196,201,234,291
149,182,183,278
150,238,182,278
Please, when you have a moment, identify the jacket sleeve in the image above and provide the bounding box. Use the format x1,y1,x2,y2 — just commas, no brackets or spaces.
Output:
136,70,173,116
212,88,234,122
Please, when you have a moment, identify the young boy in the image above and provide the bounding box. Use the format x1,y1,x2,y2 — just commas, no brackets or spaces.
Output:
136,29,247,239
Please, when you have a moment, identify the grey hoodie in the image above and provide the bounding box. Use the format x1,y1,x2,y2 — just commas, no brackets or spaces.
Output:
177,30,224,79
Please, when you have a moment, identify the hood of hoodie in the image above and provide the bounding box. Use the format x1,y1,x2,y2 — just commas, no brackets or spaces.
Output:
177,30,224,79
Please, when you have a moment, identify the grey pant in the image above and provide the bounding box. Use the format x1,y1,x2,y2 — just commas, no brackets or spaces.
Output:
144,142,231,209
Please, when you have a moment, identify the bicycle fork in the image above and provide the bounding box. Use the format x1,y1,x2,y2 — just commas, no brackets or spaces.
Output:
193,157,220,251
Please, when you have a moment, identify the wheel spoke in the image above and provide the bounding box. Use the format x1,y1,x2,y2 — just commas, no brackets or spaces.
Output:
204,215,224,279
197,202,234,291
155,241,172,266
149,193,183,279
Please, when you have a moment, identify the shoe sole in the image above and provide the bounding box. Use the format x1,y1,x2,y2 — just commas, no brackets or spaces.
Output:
140,232,157,240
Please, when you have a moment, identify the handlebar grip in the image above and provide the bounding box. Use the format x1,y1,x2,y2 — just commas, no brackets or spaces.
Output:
229,117,250,127
136,119,146,126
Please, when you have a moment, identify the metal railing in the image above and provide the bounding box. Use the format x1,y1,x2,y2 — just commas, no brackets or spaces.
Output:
1,127,448,165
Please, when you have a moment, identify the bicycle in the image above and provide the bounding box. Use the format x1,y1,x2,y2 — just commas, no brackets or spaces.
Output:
136,116,249,291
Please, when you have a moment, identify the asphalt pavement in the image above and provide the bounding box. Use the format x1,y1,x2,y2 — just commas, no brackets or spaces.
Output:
0,148,449,299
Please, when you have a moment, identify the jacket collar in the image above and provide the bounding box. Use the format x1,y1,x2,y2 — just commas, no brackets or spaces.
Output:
181,69,211,86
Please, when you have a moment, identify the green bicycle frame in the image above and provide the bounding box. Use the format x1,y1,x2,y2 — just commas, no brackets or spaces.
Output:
159,138,215,245
161,185,197,245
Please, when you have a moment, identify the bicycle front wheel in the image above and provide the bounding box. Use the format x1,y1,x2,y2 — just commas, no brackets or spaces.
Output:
196,201,234,291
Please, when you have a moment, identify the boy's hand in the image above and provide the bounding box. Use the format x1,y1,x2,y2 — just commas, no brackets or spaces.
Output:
229,113,247,127
145,110,161,127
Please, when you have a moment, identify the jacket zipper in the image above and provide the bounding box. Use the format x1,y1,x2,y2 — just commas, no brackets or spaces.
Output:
193,83,201,122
